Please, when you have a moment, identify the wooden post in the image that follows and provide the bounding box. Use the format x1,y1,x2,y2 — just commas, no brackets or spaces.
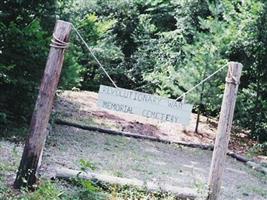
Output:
207,62,243,200
14,20,72,189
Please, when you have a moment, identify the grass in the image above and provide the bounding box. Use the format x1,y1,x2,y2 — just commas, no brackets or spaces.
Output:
0,177,17,200
193,179,207,199
0,162,17,172
245,167,267,183
248,186,267,198
0,177,181,200
0,177,107,200
20,181,63,200
0,143,21,173
246,142,267,159
239,184,267,199
1,122,266,200
107,185,177,200
0,126,28,140
0,153,181,200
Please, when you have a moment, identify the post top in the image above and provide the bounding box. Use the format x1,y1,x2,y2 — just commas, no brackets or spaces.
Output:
228,61,243,67
56,20,72,26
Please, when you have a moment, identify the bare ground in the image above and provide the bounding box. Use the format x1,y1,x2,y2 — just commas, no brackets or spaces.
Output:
54,91,255,154
48,91,267,199
1,90,266,200
1,129,266,200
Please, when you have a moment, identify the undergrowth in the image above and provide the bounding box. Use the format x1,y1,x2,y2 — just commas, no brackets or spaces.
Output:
248,142,267,157
0,158,178,200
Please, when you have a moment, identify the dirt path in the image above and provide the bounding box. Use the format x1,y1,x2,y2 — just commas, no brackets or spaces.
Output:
54,91,255,154
1,90,265,200
39,125,267,200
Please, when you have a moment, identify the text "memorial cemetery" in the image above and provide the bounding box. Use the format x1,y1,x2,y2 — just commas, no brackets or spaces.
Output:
97,85,193,125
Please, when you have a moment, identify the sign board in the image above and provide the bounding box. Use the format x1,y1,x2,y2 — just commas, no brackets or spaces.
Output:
97,85,193,125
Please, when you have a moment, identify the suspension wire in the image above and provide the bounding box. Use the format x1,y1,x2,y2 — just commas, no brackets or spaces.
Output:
71,24,229,100
72,25,118,88
176,64,228,101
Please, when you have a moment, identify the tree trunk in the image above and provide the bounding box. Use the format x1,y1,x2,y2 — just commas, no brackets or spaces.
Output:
195,67,207,133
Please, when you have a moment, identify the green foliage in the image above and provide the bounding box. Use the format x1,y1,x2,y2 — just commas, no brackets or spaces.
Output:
77,159,98,192
80,159,97,171
59,51,83,90
249,142,267,157
20,181,63,200
0,112,7,125
0,0,81,135
69,13,124,91
1,0,267,142
107,185,176,200
0,176,16,200
62,159,108,200
0,19,48,126
0,1,55,134
126,0,267,141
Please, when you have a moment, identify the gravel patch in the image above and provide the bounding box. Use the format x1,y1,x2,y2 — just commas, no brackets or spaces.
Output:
41,125,267,200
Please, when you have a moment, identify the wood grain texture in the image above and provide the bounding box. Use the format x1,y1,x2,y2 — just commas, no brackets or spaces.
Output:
207,62,243,200
14,20,72,189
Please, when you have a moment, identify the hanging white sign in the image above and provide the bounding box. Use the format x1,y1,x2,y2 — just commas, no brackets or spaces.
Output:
97,85,193,125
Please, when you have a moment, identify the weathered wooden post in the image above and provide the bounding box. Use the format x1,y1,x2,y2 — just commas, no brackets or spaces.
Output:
14,20,72,189
207,62,243,200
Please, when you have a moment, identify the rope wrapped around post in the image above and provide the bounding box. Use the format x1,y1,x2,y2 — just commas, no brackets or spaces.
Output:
50,34,70,49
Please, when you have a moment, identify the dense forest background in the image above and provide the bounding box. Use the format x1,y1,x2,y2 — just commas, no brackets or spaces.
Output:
0,0,266,142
